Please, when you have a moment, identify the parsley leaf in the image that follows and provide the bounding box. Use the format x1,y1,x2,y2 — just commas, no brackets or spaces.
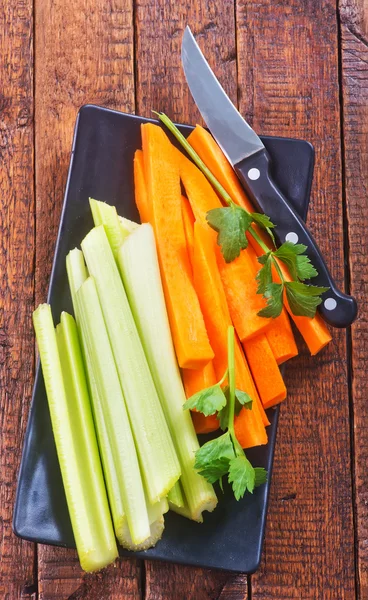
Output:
251,213,276,244
295,254,318,281
183,384,227,416
257,282,284,318
218,387,252,431
228,455,256,499
273,242,318,282
285,281,329,318
256,252,273,295
206,206,253,263
235,389,253,411
254,467,268,487
194,432,235,483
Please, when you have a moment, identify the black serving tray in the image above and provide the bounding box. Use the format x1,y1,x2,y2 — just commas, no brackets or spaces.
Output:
13,105,314,574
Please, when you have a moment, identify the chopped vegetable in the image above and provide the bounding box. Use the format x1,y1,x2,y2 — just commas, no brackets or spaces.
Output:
67,249,128,543
33,304,118,572
182,362,219,435
191,222,268,446
190,326,268,500
141,123,214,369
134,149,151,223
77,276,151,545
186,123,332,353
89,198,126,256
168,481,185,509
81,225,180,503
181,195,195,267
117,222,217,520
265,307,299,364
243,334,287,408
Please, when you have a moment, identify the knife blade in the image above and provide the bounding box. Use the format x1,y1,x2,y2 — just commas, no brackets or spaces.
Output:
181,26,357,328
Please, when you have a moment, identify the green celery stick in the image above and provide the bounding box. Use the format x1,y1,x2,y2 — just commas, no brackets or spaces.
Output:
118,223,217,520
81,226,181,503
33,304,118,572
77,276,150,545
66,249,127,539
89,198,128,256
168,481,185,509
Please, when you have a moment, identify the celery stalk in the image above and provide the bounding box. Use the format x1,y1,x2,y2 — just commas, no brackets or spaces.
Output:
168,481,185,509
33,304,118,572
89,198,128,256
66,249,127,540
119,215,140,235
81,226,180,503
119,517,165,551
77,276,151,544
118,223,217,520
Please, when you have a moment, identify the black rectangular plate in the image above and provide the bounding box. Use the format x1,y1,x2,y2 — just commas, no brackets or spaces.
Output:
13,105,314,574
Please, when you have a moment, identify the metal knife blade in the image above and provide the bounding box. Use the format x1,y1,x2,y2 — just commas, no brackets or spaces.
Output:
182,26,264,165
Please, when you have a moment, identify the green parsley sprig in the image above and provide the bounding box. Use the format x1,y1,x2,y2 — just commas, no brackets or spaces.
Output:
156,112,329,319
183,326,267,500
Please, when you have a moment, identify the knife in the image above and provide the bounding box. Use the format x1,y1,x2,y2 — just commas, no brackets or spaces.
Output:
181,26,357,328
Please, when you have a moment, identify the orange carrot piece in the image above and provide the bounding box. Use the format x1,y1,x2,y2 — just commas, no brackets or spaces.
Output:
188,124,332,355
234,335,270,428
265,309,298,365
181,195,195,268
243,334,287,409
178,150,222,224
192,222,268,447
180,152,271,342
133,149,150,223
141,123,214,369
182,362,219,434
216,248,271,342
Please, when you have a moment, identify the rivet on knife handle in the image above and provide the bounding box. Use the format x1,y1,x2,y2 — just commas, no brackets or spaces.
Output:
235,149,358,328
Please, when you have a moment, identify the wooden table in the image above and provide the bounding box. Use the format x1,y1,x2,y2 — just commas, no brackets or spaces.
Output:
1,1,367,598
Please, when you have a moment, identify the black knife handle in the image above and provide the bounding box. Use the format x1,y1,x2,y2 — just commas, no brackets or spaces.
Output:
235,149,357,328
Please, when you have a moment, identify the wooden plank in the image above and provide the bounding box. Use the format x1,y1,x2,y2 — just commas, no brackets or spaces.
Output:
34,0,140,597
235,2,356,598
38,547,141,599
0,0,36,598
339,1,368,597
135,3,248,598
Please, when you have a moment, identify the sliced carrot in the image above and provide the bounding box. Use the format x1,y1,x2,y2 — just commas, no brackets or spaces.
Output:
243,334,287,409
216,247,271,342
192,221,268,447
141,123,214,369
188,124,332,355
181,195,195,268
178,150,222,224
182,362,219,434
133,150,150,223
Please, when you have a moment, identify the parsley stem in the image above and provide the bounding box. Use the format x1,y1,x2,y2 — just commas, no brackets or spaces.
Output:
218,368,229,387
156,113,233,206
247,226,270,255
226,326,241,456
271,255,285,284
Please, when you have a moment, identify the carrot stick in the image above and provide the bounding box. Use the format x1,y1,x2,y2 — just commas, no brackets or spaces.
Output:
133,150,150,223
141,123,214,369
188,125,332,355
216,248,272,342
192,221,268,447
180,151,271,342
181,195,195,268
266,309,299,364
182,362,219,434
243,334,287,409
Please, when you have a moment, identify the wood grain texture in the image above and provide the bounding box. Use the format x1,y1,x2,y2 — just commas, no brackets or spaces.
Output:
135,3,247,599
236,1,356,598
340,1,368,597
34,0,139,597
0,0,36,598
38,547,141,600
